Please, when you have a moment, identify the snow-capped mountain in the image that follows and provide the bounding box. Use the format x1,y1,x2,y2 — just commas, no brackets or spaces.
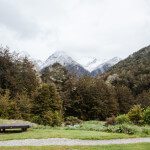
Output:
41,51,90,76
41,51,121,76
91,57,121,76
41,51,78,68
84,58,102,72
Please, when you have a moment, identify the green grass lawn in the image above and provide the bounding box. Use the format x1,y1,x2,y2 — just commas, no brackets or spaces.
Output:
0,143,150,150
0,128,137,141
0,119,149,141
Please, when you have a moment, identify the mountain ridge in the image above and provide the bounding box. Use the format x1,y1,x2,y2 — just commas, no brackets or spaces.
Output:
40,51,121,76
41,51,90,76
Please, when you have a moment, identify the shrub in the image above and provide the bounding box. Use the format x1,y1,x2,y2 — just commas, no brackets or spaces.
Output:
105,115,116,126
42,111,54,126
65,116,82,126
143,107,150,125
0,91,10,118
32,84,63,126
114,124,136,135
13,93,32,120
116,114,130,124
51,111,62,126
32,115,43,125
104,124,137,135
8,101,22,119
141,126,150,135
127,105,143,124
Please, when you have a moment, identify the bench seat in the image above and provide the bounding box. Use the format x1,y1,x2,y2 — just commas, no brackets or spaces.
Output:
0,124,30,132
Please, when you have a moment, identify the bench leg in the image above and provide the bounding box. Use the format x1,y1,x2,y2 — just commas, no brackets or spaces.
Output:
22,128,27,132
2,129,5,132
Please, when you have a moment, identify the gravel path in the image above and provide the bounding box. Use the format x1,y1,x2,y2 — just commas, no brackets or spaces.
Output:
0,138,150,146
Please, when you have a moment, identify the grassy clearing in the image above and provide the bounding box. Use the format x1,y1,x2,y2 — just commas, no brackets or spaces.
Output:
0,119,149,141
0,128,136,141
0,143,150,150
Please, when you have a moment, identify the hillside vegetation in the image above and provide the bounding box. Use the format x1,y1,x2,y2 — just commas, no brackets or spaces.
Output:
106,45,150,108
0,45,150,126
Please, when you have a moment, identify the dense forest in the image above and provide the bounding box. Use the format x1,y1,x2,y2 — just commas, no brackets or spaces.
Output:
0,45,150,126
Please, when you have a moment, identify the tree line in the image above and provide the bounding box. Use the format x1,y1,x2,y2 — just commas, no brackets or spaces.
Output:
0,46,150,126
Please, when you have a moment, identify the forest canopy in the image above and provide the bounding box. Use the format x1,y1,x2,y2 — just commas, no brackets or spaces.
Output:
0,46,150,125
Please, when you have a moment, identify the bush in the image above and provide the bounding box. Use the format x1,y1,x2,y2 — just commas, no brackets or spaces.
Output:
33,111,62,126
104,124,137,135
105,115,116,126
65,116,82,126
142,128,150,135
32,84,63,126
143,107,150,125
114,124,136,135
0,91,10,118
127,105,143,124
32,115,43,125
8,101,22,119
13,93,32,120
51,111,62,126
0,91,22,119
42,111,54,126
116,114,130,124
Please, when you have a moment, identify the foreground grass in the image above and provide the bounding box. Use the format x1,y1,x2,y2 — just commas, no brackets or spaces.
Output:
0,143,150,150
0,119,149,141
0,128,136,141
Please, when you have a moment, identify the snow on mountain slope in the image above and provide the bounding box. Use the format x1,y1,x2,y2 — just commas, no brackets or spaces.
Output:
41,51,79,68
16,50,121,76
91,57,121,76
84,58,103,72
96,57,121,71
41,51,90,76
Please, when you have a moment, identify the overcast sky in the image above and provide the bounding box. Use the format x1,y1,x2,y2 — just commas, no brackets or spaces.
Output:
0,0,150,65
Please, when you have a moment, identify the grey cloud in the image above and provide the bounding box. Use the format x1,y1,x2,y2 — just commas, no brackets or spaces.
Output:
0,0,40,38
0,0,150,64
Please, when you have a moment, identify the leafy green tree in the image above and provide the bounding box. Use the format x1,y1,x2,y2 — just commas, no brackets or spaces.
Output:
0,90,10,118
136,90,150,108
69,76,119,120
115,85,135,114
127,105,143,124
13,93,32,120
41,63,78,117
32,84,63,126
0,47,39,97
0,90,21,119
143,107,150,125
16,57,39,96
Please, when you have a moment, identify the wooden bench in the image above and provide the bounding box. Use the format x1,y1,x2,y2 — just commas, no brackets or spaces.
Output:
0,124,30,132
